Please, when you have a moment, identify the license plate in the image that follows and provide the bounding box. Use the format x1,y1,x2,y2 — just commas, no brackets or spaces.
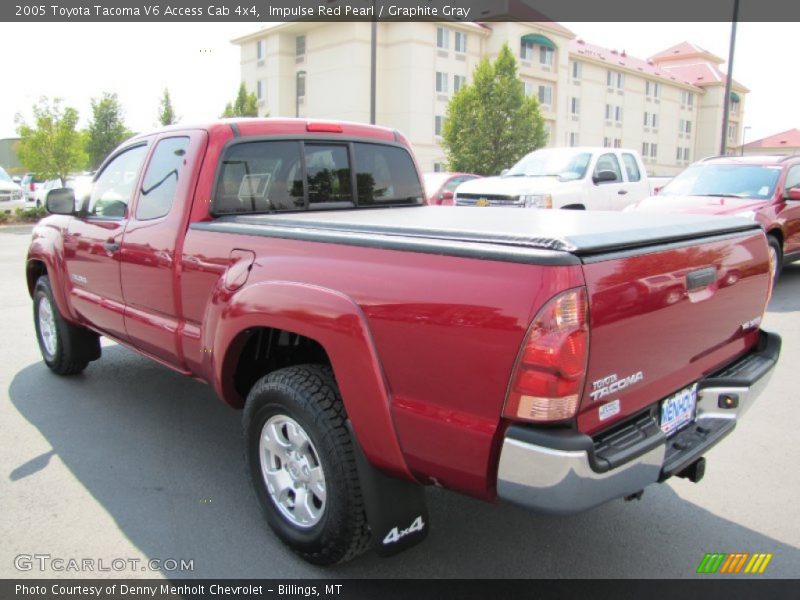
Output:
660,384,697,436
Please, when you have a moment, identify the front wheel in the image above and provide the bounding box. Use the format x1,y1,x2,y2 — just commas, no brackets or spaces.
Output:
33,276,100,375
243,365,371,565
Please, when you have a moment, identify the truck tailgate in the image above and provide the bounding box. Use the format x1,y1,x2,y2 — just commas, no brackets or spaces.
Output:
578,230,771,434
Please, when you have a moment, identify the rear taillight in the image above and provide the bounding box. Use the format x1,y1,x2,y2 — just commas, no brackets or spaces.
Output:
503,287,589,423
29,182,35,191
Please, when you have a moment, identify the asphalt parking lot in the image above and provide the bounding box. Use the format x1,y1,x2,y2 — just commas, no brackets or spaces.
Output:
1,224,798,579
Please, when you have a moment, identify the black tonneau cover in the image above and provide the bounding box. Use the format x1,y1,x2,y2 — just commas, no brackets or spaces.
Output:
193,206,760,264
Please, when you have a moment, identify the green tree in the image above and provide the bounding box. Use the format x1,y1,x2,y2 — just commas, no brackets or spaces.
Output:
15,97,87,184
86,92,131,169
221,82,261,118
158,88,179,126
442,44,547,176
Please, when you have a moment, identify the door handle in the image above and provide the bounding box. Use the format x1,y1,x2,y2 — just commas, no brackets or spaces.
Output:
618,189,628,195
104,241,120,252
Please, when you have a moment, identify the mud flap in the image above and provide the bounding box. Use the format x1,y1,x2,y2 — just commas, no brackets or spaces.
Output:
347,422,429,557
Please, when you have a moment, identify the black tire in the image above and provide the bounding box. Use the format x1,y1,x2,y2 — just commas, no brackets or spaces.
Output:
767,235,782,286
243,365,371,565
33,276,101,375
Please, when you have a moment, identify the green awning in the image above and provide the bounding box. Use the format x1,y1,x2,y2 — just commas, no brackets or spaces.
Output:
521,34,556,50
730,92,741,102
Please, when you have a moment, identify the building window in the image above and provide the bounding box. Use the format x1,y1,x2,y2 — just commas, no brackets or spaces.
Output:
538,85,552,107
436,71,449,94
676,147,683,161
295,35,306,57
435,115,444,137
683,148,690,161
569,132,579,147
437,27,449,50
521,39,534,61
570,97,580,115
730,98,740,115
728,123,737,141
257,79,265,101
646,80,660,98
649,143,658,159
524,81,533,97
685,120,691,134
256,39,265,62
679,119,691,134
607,70,624,90
539,46,554,66
603,137,611,148
642,142,649,157
614,138,622,149
681,90,694,106
433,162,444,173
606,104,622,122
644,112,658,128
455,31,467,53
454,74,467,93
571,61,582,79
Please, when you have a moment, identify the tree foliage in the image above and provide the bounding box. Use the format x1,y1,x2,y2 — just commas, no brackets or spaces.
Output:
221,83,261,118
86,92,131,169
15,97,87,184
442,44,548,176
158,88,178,126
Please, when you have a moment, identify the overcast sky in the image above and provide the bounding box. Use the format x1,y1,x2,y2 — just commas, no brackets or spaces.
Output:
0,21,795,145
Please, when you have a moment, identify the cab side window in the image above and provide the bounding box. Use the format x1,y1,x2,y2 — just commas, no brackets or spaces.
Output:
137,137,190,221
784,165,800,193
88,145,148,218
621,153,641,182
593,153,623,183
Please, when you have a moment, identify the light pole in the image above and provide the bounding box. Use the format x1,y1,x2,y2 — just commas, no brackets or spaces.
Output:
741,125,752,156
720,0,740,155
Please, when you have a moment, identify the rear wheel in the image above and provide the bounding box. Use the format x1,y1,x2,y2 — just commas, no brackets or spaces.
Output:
243,365,371,565
33,276,100,375
767,236,782,286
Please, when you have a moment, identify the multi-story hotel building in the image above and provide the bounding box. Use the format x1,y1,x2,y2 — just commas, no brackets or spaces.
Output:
232,22,748,175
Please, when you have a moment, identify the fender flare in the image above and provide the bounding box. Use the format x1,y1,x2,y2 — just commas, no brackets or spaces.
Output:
208,280,414,481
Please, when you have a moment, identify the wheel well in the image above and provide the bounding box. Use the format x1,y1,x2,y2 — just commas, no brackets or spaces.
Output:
26,260,47,297
227,327,332,408
766,229,783,251
561,204,586,210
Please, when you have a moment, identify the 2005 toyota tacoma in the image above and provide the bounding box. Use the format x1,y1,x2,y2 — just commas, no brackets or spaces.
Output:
26,119,780,564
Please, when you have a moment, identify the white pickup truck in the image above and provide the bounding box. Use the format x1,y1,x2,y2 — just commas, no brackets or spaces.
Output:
454,147,651,210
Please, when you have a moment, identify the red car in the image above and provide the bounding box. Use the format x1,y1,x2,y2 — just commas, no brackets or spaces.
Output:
626,155,800,283
423,171,479,205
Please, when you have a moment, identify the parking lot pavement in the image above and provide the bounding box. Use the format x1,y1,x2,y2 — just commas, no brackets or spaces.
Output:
1,226,798,579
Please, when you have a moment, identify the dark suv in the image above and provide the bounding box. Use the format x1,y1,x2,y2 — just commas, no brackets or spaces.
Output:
626,154,800,282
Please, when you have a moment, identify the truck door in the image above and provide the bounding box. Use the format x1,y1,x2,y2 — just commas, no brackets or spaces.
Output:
620,152,648,208
119,132,207,369
63,143,149,341
780,164,800,256
591,152,626,210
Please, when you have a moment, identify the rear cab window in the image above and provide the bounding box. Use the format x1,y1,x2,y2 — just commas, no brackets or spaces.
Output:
212,138,423,215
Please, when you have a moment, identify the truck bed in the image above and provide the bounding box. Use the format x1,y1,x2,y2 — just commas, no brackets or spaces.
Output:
194,206,760,259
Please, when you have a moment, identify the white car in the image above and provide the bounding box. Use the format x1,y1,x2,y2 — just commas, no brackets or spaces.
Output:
0,166,26,212
454,147,651,211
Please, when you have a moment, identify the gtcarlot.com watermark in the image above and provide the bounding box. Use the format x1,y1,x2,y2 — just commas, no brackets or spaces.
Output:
14,554,194,573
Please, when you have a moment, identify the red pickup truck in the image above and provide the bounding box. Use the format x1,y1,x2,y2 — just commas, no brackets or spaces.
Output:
27,119,780,565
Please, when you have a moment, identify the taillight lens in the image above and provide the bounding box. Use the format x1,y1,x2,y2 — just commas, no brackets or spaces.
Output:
503,288,589,423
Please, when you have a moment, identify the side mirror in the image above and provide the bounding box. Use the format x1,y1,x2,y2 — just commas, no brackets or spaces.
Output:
787,187,800,201
500,169,510,177
439,190,454,203
45,188,76,215
593,170,618,184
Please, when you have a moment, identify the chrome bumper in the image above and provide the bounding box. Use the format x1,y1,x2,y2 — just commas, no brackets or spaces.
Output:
497,330,780,515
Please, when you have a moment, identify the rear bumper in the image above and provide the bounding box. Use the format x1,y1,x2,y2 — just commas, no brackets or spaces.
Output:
496,330,780,515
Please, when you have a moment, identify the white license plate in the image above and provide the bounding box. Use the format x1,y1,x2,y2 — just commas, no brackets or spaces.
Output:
660,384,698,436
